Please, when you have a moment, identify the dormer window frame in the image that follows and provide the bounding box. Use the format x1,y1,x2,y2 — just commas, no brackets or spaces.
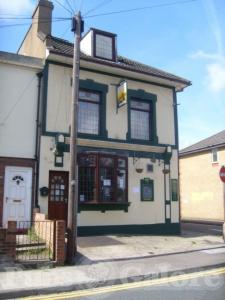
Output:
92,29,117,62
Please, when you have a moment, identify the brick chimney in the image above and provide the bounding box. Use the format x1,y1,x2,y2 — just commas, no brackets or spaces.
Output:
33,0,54,40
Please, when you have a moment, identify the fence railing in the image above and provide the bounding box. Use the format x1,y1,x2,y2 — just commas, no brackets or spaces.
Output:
16,220,55,262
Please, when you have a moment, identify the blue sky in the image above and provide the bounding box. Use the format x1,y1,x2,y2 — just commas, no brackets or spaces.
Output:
0,0,224,149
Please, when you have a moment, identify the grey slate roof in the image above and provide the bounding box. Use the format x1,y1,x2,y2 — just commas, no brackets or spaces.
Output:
46,35,191,86
180,130,225,156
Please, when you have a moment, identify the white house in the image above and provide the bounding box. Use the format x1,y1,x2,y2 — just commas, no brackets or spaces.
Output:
0,51,43,227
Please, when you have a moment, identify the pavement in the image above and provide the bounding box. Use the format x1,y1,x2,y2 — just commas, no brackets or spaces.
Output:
0,224,224,299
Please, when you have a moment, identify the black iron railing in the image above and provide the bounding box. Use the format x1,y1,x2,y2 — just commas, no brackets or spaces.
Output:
16,221,55,262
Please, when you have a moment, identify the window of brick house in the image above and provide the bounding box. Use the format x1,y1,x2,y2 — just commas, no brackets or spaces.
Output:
212,148,218,163
78,153,127,203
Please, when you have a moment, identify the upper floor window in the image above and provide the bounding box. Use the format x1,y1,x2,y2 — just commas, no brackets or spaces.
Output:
93,30,116,61
78,90,100,135
212,148,218,163
130,100,151,140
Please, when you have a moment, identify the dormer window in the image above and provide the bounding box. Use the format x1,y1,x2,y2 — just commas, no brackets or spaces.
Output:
81,28,116,62
95,33,114,60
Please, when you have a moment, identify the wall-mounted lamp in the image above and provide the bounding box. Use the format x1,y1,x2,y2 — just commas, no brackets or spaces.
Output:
53,133,65,167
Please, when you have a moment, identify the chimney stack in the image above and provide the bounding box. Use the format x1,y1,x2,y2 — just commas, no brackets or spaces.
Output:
33,0,54,40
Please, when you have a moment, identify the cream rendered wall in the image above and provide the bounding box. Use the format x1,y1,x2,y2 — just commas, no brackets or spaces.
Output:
38,136,166,225
180,148,225,222
46,64,175,145
40,62,179,225
0,63,39,158
46,64,71,133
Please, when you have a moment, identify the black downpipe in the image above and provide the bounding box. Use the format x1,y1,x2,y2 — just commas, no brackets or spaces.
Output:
34,71,43,208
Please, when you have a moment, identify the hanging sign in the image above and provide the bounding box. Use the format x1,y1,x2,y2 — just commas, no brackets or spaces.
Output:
219,166,225,183
117,80,127,108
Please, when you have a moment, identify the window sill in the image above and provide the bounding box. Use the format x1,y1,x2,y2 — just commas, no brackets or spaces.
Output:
78,202,130,213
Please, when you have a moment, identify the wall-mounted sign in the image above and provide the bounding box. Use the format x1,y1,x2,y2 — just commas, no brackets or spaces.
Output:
219,166,225,183
117,80,127,108
140,178,154,201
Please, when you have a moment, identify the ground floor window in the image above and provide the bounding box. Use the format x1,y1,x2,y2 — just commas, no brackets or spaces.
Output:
78,153,128,203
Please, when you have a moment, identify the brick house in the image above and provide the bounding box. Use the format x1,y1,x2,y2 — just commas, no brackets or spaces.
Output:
1,0,190,235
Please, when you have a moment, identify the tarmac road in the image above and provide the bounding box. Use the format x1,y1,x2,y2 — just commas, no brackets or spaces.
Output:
22,267,225,300
181,222,223,236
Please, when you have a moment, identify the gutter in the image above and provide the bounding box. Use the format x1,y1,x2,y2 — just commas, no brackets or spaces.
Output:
179,143,225,158
48,50,191,90
34,72,43,208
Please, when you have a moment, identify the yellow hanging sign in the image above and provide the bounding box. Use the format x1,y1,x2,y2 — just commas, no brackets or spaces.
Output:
117,80,127,108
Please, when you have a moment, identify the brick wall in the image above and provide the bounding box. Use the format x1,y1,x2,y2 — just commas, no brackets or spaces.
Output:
0,221,16,261
0,157,35,227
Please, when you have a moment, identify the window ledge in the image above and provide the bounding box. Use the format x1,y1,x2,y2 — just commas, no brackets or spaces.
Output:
78,202,130,213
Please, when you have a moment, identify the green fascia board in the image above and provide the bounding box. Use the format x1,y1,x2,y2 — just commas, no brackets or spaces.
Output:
78,202,130,213
173,88,179,149
77,223,181,236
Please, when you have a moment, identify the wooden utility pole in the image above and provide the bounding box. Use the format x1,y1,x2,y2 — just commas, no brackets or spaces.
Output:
67,11,82,264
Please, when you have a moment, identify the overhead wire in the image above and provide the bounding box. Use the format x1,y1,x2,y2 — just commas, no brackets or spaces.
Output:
84,0,113,17
0,16,70,20
65,0,75,14
0,76,36,125
54,0,74,15
85,0,197,18
0,18,71,29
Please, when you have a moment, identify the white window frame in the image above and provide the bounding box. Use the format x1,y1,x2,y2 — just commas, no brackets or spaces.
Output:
211,148,218,163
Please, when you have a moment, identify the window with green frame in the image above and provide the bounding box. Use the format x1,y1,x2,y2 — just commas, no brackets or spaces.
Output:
171,179,178,201
140,178,154,201
127,89,157,144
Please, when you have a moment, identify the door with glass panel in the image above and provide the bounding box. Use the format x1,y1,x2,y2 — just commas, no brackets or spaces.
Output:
48,171,68,222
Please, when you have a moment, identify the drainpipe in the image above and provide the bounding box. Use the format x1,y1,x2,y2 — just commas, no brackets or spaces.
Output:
34,71,43,209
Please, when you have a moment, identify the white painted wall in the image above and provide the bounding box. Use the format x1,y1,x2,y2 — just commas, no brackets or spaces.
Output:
0,62,39,158
80,31,93,56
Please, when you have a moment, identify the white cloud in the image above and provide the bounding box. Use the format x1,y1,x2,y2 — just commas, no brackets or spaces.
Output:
190,50,225,62
206,63,225,92
190,50,225,92
0,0,34,15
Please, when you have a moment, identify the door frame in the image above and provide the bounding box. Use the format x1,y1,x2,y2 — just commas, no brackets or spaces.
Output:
48,170,69,223
3,166,32,228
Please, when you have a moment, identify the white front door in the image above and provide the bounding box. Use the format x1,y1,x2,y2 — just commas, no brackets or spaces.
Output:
3,166,32,228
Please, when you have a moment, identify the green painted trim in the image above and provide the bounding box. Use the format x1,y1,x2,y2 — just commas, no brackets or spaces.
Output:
140,178,154,201
43,129,172,148
126,89,158,145
173,88,179,149
79,79,108,138
42,62,109,138
77,223,181,236
78,202,130,213
77,146,165,160
171,179,178,201
41,63,49,135
46,59,176,91
54,154,64,167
